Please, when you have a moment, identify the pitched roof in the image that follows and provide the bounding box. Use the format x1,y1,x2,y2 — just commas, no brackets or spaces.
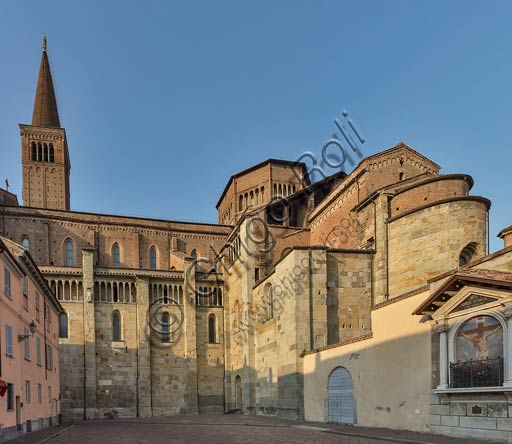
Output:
0,236,63,313
215,159,310,209
32,48,60,127
413,268,512,315
498,225,512,238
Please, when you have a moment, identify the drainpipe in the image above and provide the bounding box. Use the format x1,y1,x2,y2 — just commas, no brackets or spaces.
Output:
487,212,490,255
0,247,3,377
82,293,86,420
385,194,391,300
44,300,48,380
308,249,314,350
135,287,140,418
1,200,5,236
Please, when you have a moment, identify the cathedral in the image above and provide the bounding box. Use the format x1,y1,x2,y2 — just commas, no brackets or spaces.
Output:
2,41,512,441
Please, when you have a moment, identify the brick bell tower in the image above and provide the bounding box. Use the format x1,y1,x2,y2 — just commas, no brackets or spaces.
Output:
19,36,70,210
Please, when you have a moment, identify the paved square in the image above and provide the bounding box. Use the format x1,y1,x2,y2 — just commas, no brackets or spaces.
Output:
7,415,493,444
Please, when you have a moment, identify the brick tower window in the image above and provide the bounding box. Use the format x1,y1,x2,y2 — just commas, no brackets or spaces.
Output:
64,239,74,266
49,144,54,162
31,142,37,160
150,247,157,270
112,243,121,268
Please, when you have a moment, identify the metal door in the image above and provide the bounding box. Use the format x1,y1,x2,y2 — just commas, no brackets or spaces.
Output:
327,367,354,424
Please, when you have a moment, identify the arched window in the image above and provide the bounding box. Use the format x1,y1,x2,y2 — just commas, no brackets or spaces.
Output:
190,249,198,271
38,143,43,161
208,314,216,343
64,240,74,266
239,195,243,211
161,313,170,343
49,144,54,162
31,142,37,161
459,242,478,267
44,144,48,162
261,186,265,201
59,312,68,338
22,237,30,251
150,247,157,270
250,190,254,206
112,243,120,268
399,172,405,181
112,311,122,341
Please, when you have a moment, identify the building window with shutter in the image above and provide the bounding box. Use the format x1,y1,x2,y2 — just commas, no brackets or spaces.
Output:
24,327,30,360
5,325,13,357
36,336,41,366
25,381,31,403
4,267,11,297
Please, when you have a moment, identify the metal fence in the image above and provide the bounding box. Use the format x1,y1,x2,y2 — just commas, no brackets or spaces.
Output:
450,357,504,388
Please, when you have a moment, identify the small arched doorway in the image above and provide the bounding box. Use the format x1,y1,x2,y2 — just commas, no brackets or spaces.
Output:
235,375,242,409
327,367,354,424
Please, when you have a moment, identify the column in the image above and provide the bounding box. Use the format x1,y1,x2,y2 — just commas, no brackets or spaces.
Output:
136,277,152,416
504,314,512,387
183,257,198,414
438,327,449,390
82,248,98,418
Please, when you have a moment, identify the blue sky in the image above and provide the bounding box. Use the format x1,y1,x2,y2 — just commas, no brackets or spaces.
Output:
0,1,510,252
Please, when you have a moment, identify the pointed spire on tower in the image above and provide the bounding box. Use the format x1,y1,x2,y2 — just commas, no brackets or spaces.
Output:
32,36,60,127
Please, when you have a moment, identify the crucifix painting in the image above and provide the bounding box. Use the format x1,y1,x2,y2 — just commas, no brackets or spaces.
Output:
456,315,503,362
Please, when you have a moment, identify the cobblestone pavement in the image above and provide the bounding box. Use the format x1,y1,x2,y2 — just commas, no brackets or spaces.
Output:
7,414,494,444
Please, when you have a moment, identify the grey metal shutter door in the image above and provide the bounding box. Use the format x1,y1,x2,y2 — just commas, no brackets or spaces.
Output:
327,367,354,424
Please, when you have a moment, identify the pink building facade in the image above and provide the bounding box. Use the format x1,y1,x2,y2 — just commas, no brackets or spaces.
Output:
0,237,62,442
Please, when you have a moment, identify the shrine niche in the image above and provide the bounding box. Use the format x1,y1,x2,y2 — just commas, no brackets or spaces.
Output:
456,315,503,362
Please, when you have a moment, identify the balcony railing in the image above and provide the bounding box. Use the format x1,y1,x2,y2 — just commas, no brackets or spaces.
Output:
450,357,504,388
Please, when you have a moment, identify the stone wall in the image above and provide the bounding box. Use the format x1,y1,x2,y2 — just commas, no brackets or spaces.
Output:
387,199,489,297
326,250,372,345
196,306,225,413
1,206,230,269
251,249,328,419
430,388,512,441
303,291,432,431
389,176,471,219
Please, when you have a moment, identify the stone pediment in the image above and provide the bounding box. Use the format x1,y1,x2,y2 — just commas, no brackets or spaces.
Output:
413,268,512,317
451,293,498,313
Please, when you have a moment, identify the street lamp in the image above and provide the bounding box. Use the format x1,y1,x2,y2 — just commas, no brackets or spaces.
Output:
18,320,36,342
